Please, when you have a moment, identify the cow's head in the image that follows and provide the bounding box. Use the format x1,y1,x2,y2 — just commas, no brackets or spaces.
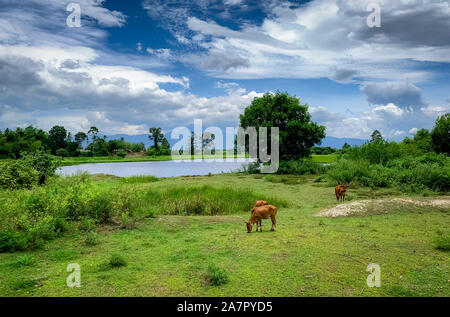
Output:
342,184,349,190
246,221,253,233
254,200,268,207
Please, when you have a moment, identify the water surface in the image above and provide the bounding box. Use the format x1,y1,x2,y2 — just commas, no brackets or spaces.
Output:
58,159,253,178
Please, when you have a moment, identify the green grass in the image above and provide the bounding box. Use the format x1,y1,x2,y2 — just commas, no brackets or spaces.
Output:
0,174,448,297
311,154,338,164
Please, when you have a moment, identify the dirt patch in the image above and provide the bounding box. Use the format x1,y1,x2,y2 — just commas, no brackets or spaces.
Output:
316,197,450,218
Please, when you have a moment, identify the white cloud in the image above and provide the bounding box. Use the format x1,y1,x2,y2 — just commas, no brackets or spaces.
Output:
175,0,450,81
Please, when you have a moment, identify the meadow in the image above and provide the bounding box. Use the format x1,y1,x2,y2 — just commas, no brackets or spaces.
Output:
0,173,448,297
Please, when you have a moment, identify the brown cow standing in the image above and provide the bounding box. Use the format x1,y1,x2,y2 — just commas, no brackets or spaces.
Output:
251,201,269,230
335,184,349,201
246,205,277,233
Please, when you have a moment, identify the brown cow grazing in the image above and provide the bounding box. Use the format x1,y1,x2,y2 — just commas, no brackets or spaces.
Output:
254,200,268,208
335,184,349,201
246,205,277,233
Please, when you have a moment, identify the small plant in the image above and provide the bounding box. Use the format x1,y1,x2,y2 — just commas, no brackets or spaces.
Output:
85,232,99,246
433,232,450,251
205,263,229,286
121,212,136,229
109,254,127,268
10,255,36,268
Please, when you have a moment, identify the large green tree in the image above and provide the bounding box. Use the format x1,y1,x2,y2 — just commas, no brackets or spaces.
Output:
48,125,67,154
149,127,164,149
431,113,450,154
239,92,325,160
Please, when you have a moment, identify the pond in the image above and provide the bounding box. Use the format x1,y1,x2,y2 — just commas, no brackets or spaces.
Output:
57,159,254,178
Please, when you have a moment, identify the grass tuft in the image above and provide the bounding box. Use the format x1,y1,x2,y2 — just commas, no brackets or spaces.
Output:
109,254,127,268
205,263,229,286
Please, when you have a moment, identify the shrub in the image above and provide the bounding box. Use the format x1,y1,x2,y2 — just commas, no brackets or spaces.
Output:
85,232,99,246
0,231,27,252
277,160,328,175
21,150,58,185
10,255,35,268
0,160,39,189
109,254,127,267
205,263,229,286
433,233,450,251
117,150,127,158
55,148,70,157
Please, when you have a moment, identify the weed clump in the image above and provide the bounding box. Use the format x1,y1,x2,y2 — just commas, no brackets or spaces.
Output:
109,254,127,268
205,263,229,286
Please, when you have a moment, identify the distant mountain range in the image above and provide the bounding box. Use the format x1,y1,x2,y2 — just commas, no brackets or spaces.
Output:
105,134,367,150
319,136,367,149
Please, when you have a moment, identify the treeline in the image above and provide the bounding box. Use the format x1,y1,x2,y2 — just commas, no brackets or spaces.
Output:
0,125,145,159
250,113,449,193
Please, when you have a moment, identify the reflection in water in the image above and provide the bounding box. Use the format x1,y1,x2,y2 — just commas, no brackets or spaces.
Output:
57,159,254,178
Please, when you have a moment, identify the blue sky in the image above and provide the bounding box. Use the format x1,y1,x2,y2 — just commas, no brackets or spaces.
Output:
0,0,449,140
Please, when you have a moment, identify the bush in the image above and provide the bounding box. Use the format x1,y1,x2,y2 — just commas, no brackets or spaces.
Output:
205,263,229,286
0,160,39,189
117,150,127,158
327,155,450,192
10,255,35,268
433,233,450,251
55,148,70,157
109,254,127,267
277,160,328,175
0,231,27,252
85,232,99,246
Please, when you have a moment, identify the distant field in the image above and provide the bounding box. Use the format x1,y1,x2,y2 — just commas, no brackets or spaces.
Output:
311,154,338,163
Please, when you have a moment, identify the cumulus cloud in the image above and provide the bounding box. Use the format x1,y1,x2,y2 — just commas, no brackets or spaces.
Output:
148,0,450,81
361,82,427,110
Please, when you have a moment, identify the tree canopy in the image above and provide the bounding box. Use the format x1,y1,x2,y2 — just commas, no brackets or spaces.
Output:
239,92,326,160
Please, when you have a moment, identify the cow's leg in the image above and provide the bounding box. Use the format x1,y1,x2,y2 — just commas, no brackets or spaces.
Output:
270,215,276,231
259,220,262,232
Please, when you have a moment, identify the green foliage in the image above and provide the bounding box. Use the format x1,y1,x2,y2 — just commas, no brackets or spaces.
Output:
239,92,326,160
310,146,337,155
21,150,57,185
0,231,27,252
0,175,287,252
120,175,159,184
277,160,328,175
9,255,35,268
117,150,127,158
431,113,449,154
55,148,70,157
153,185,288,216
0,126,48,159
109,254,127,268
149,127,164,150
433,232,450,251
48,126,67,154
85,232,99,246
327,154,450,192
0,160,39,189
205,263,229,286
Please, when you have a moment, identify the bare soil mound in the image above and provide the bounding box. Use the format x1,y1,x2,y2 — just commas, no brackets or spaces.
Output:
316,197,450,218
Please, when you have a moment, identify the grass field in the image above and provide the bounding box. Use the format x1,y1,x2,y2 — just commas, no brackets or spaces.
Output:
0,173,448,297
